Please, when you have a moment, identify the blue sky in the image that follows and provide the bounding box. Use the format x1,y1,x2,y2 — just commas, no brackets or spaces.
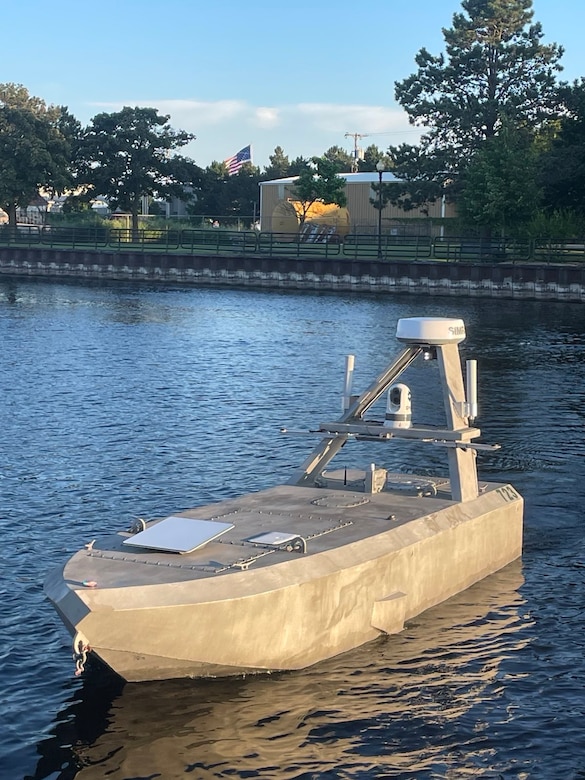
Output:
1,0,582,170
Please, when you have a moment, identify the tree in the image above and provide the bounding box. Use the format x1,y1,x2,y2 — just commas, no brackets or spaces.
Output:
540,79,585,215
357,145,392,172
78,106,197,236
323,146,354,173
0,83,78,228
389,0,563,210
192,160,260,221
263,146,290,179
289,157,347,225
457,121,541,235
228,163,261,220
288,156,311,176
190,163,230,217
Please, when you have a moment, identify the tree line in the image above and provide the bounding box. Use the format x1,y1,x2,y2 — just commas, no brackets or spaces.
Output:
2,0,585,239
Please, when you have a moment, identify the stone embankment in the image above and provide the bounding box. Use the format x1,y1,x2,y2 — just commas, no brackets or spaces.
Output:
0,246,584,302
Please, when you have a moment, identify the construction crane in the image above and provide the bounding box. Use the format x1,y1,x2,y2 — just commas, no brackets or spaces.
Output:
344,132,369,171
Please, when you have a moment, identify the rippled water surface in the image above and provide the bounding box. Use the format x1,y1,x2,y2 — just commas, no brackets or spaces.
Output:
1,279,584,779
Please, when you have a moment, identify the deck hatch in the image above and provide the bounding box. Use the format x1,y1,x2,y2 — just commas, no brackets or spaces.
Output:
122,516,234,554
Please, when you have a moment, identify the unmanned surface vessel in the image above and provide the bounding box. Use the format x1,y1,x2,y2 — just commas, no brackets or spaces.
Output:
44,317,523,682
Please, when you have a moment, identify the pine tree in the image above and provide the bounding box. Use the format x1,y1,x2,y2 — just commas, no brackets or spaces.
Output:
390,0,563,208
263,146,290,179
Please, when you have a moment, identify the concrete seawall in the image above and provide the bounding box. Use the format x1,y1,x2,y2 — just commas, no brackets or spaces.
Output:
1,246,584,302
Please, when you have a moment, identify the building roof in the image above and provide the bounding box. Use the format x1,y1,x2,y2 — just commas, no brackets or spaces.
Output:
260,171,401,186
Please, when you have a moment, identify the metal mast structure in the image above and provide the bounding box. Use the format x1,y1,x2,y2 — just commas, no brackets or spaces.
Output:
344,132,369,172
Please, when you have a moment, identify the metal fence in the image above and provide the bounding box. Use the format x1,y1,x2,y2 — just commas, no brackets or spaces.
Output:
1,225,584,264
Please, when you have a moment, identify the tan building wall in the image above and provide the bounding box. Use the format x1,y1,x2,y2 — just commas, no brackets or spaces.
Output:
259,172,456,236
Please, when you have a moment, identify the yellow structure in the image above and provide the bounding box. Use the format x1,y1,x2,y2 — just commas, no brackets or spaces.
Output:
271,200,351,240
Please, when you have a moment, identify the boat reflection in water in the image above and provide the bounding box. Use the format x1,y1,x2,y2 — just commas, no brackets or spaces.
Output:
34,561,530,779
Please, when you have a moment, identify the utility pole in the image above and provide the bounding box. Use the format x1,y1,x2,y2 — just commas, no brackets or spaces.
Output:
344,132,369,172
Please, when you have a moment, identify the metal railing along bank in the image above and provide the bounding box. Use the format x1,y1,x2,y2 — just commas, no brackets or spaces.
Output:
1,225,585,264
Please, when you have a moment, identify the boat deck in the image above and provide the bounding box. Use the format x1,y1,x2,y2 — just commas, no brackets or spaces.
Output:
63,471,492,591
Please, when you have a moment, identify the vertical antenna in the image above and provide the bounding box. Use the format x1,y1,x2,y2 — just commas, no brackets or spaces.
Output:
466,359,478,420
342,354,355,411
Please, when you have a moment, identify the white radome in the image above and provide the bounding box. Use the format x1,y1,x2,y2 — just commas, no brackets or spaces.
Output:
396,317,466,345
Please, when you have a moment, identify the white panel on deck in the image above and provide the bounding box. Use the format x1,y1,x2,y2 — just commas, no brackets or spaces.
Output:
248,531,301,547
123,516,234,554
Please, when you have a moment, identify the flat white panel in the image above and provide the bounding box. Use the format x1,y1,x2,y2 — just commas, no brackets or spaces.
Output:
248,531,300,546
123,516,234,554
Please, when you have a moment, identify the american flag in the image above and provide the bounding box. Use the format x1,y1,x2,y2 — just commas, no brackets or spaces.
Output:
224,145,252,175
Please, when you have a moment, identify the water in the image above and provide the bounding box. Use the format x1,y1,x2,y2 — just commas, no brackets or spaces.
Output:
0,279,584,779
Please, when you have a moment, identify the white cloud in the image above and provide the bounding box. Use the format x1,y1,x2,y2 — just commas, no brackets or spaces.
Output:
295,102,416,135
152,99,247,127
254,107,280,127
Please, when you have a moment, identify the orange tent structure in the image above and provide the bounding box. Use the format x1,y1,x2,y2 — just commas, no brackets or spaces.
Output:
271,200,351,242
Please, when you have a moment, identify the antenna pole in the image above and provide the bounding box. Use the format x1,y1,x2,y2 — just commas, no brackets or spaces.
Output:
344,132,369,172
